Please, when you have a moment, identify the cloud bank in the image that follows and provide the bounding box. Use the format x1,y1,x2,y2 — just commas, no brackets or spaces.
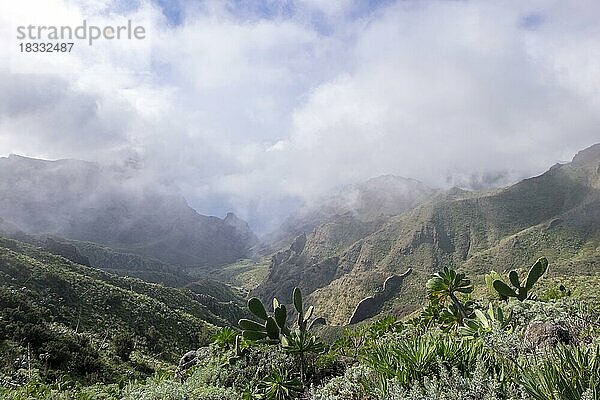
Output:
1,0,599,232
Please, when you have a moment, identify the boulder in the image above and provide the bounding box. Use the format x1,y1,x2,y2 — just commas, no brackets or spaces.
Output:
178,350,197,371
524,321,572,347
176,347,211,381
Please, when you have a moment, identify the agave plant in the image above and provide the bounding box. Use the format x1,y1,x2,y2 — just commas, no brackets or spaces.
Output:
367,316,404,339
212,326,238,350
426,267,473,319
520,344,600,400
363,332,485,391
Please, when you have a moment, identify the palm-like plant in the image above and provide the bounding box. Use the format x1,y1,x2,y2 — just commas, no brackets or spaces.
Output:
459,302,513,338
426,267,473,320
212,326,238,350
281,329,325,382
419,301,441,327
253,369,302,400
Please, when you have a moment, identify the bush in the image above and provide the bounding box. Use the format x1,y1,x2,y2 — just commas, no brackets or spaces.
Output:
520,344,600,400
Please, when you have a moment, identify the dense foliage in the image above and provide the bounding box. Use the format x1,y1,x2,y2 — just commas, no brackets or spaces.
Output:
3,248,600,399
0,237,249,391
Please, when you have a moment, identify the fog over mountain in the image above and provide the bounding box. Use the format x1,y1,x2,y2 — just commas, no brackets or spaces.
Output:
0,154,258,266
2,2,600,397
1,0,600,233
254,142,600,324
268,175,438,248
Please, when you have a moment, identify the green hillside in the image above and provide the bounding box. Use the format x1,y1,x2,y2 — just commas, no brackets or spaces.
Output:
255,144,600,325
185,259,270,292
0,237,248,386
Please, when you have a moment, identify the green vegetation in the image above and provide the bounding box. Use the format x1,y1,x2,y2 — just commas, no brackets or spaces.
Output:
254,149,600,325
4,249,600,399
185,259,270,292
491,257,549,301
1,144,599,398
0,237,248,390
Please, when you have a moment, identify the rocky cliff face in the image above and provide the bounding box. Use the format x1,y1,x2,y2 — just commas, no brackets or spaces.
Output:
0,155,259,267
255,176,437,300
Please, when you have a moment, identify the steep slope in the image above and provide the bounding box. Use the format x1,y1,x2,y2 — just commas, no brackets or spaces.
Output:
0,155,258,267
266,175,437,250
0,228,200,286
0,236,248,383
254,176,437,300
257,143,600,325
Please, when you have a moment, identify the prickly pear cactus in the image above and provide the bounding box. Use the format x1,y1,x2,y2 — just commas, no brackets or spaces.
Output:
492,257,548,301
238,286,322,344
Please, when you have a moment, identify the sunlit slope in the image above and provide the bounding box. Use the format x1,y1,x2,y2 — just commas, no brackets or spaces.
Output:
0,237,248,382
257,144,600,324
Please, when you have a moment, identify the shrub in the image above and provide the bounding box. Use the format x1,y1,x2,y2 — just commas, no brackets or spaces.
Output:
520,344,600,400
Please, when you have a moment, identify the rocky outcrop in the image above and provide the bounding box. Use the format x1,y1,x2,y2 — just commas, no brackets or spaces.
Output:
546,218,563,230
178,350,197,370
257,143,600,324
404,223,454,255
253,232,345,303
524,321,572,347
290,233,307,254
347,268,413,324
176,347,211,381
224,212,260,249
571,143,600,167
268,175,437,250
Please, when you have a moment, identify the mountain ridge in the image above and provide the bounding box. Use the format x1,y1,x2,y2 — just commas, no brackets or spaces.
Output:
263,175,438,253
0,155,259,268
0,235,249,383
254,143,600,324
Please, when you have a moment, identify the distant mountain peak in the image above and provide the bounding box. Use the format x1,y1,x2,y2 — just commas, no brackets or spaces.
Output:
224,212,260,249
5,153,89,164
0,154,259,266
224,212,248,228
571,143,600,166
257,142,600,325
363,174,426,185
5,153,54,165
224,211,240,221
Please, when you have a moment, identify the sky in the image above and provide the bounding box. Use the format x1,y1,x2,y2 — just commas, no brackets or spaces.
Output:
0,0,599,233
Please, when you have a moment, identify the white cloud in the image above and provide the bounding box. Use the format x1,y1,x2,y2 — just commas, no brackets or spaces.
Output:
0,0,600,232
298,0,354,16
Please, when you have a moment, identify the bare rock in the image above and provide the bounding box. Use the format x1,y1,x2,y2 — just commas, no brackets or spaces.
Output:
524,321,572,347
178,350,197,371
176,347,211,381
347,268,412,325
290,233,307,254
